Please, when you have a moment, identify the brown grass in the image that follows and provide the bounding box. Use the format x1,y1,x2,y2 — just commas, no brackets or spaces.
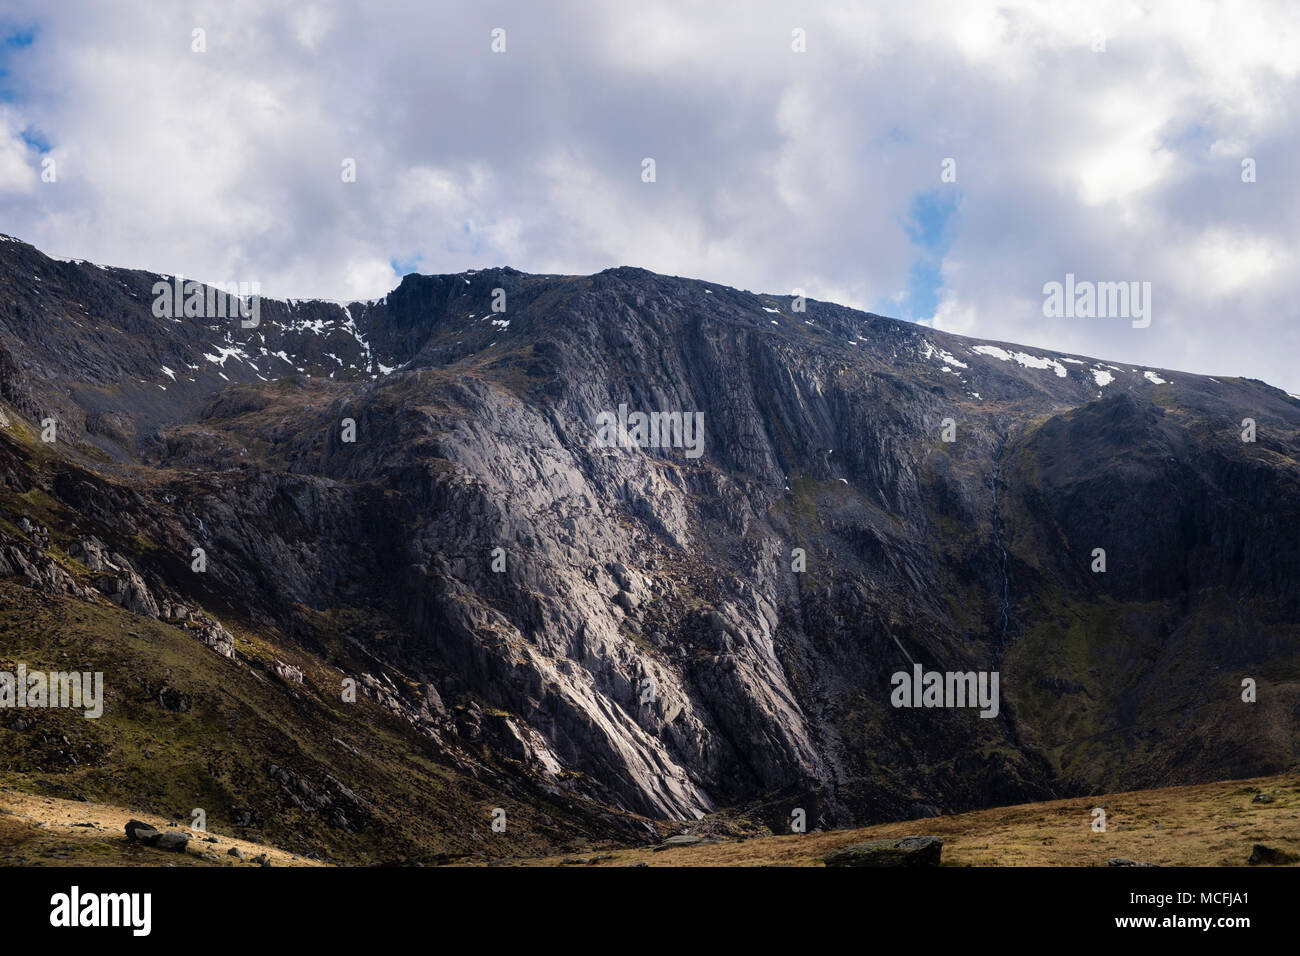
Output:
503,772,1300,867
0,787,325,867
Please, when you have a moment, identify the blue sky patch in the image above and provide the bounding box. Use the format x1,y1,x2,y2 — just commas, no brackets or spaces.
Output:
20,126,49,152
884,189,959,321
390,254,422,276
0,27,37,103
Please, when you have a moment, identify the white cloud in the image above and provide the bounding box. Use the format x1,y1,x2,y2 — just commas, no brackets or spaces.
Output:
0,0,1298,390
0,111,38,194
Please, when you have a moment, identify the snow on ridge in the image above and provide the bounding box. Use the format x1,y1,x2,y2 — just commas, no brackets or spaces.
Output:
1143,370,1168,385
970,345,1068,378
203,345,250,367
281,315,330,336
921,340,969,369
1091,368,1114,387
338,302,376,372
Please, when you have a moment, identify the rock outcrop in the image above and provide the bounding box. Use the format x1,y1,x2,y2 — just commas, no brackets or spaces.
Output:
824,836,943,867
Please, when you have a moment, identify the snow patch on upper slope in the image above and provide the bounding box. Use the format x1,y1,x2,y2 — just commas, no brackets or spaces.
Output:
921,340,969,369
970,345,1068,378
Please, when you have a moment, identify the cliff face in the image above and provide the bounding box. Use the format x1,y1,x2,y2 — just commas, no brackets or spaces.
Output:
1,233,1297,835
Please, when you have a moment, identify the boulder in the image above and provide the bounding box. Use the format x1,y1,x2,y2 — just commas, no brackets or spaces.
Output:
69,537,111,572
154,831,190,853
94,567,160,618
197,619,235,658
653,834,702,851
1248,844,1297,865
823,836,943,867
273,659,304,684
124,819,160,844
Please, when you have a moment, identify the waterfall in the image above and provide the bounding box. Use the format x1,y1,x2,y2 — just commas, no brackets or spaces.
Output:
990,437,1010,647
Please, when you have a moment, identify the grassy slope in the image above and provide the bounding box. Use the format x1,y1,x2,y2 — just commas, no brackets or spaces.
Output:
0,583,638,864
0,787,322,866
7,768,1296,868
503,772,1300,867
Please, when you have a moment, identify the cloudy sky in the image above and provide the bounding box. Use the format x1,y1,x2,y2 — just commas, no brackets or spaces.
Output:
1,1,1297,391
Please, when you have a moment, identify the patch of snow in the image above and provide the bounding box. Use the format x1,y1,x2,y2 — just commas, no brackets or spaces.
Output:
1091,368,1114,387
160,366,176,380
972,345,1013,361
971,345,1068,377
921,340,968,369
338,303,374,370
763,307,780,314
203,346,247,367
1143,371,1168,385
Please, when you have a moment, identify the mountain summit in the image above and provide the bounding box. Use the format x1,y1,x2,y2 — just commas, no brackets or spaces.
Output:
0,233,1296,856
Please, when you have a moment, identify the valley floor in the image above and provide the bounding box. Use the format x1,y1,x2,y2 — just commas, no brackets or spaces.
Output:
1,772,1297,867
497,772,1300,867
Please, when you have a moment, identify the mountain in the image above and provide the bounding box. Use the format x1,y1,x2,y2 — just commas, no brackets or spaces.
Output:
0,232,1297,859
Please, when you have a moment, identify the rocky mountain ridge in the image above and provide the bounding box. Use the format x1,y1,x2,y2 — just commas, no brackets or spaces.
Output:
0,231,1297,848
